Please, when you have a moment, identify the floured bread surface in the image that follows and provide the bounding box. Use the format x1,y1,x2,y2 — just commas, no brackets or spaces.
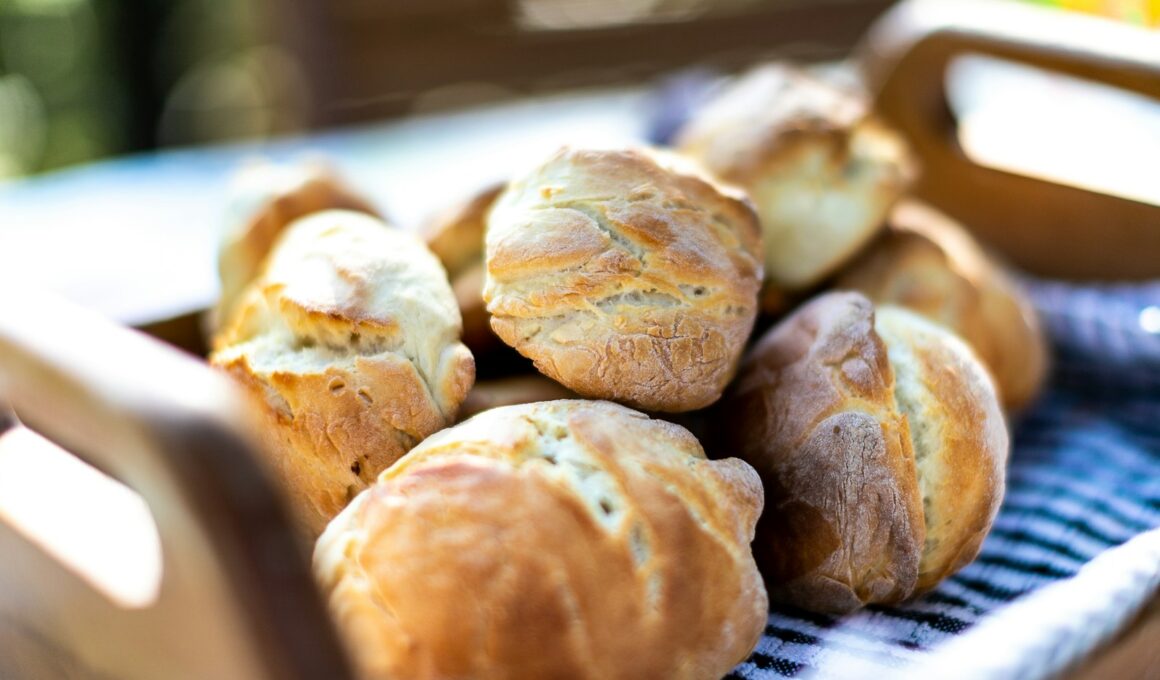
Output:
315,400,767,680
483,147,763,412
211,210,474,538
836,200,1048,412
718,292,922,612
677,64,913,295
216,159,379,329
715,292,1007,612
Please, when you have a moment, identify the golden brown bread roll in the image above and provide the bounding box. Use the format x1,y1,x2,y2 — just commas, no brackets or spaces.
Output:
483,147,763,412
211,210,474,538
216,159,380,328
421,182,505,356
676,64,914,300
835,200,1048,412
315,399,767,680
715,292,1006,613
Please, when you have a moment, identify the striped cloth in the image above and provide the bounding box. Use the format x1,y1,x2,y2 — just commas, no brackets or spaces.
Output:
727,280,1160,678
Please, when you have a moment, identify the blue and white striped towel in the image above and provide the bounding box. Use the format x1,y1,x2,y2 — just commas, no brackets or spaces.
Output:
727,280,1160,678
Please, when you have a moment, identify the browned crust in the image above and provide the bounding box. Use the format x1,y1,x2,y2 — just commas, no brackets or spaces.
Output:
421,183,508,357
836,200,1049,412
676,64,868,187
715,292,1008,612
422,182,505,278
483,147,763,412
211,211,474,539
874,307,1008,593
716,292,923,613
216,161,380,328
676,63,914,295
315,400,767,680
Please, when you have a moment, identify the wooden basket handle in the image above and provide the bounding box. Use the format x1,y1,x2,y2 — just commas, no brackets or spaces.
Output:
859,0,1160,280
0,291,352,680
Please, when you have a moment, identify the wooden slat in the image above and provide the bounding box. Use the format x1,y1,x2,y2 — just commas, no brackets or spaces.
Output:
0,291,352,680
860,0,1160,280
276,0,894,124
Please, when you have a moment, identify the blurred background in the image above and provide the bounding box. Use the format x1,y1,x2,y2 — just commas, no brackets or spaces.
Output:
1,0,1156,180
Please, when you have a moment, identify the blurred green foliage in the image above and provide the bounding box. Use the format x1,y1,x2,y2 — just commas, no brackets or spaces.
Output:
0,0,121,177
0,0,302,179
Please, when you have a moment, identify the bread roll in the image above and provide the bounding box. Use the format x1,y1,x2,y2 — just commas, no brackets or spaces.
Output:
315,399,767,680
211,210,474,537
715,292,1006,613
835,200,1048,412
483,147,763,412
216,159,379,327
676,64,914,299
421,182,505,356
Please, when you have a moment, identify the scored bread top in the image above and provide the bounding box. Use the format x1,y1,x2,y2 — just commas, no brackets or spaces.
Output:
483,147,763,412
315,399,767,680
212,210,474,536
874,306,1008,592
716,291,1007,612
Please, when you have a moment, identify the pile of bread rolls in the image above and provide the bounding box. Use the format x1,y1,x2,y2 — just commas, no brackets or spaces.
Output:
206,63,1048,679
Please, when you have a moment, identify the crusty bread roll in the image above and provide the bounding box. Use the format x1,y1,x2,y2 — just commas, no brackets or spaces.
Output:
715,292,1006,613
211,210,474,537
483,147,763,412
315,399,767,680
421,182,505,356
835,200,1048,412
216,159,379,328
676,64,914,300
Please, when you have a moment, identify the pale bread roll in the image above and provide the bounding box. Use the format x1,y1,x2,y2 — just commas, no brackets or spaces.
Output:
216,159,379,328
484,147,763,412
211,210,474,538
716,292,1006,612
676,64,914,300
315,400,767,680
835,200,1048,412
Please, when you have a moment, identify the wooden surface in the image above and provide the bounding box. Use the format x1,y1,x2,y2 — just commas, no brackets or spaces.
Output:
1069,599,1160,679
860,0,1160,280
273,0,893,125
0,292,352,680
0,4,1157,674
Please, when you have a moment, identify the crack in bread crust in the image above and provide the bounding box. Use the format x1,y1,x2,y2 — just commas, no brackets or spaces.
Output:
874,306,1008,593
315,400,768,680
211,210,475,538
714,292,1007,612
483,147,762,412
714,292,923,613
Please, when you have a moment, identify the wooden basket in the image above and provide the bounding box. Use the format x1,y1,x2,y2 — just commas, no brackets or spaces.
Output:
0,1,1157,678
